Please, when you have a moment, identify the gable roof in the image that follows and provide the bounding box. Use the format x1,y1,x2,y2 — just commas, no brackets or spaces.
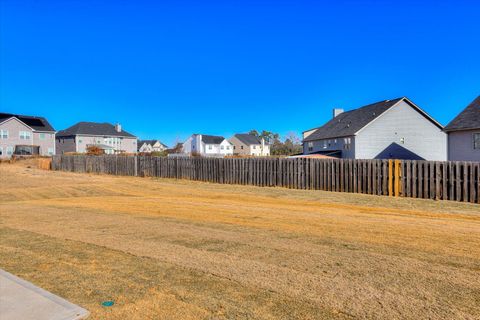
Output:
0,112,55,132
233,133,262,145
303,97,442,142
56,122,136,138
444,96,480,132
138,140,168,148
200,134,226,144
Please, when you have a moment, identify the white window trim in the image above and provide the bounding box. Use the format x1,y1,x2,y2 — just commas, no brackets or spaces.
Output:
19,131,32,140
0,129,9,139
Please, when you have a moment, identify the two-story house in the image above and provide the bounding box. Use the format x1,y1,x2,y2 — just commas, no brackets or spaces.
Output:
303,97,447,160
56,122,137,154
229,134,270,156
138,140,168,153
444,96,480,161
0,112,56,159
182,134,233,157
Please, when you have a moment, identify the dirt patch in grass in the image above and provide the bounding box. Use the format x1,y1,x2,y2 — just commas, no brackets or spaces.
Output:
1,163,479,319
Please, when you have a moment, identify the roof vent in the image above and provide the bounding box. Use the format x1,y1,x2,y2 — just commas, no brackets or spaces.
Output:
333,108,344,118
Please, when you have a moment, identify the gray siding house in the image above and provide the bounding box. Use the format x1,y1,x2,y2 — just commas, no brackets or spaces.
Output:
444,96,480,162
0,112,56,159
56,122,137,154
303,97,447,160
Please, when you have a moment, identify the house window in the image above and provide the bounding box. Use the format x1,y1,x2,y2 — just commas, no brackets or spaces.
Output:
252,145,256,149
226,146,230,150
0,129,9,139
19,131,31,140
474,133,480,150
209,145,213,150
323,140,327,149
48,148,54,155
241,146,244,150
0,147,2,155
344,137,351,150
6,146,13,155
40,133,46,140
308,142,313,151
221,145,224,150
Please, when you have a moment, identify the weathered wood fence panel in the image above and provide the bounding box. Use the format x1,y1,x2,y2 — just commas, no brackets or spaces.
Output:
51,155,479,203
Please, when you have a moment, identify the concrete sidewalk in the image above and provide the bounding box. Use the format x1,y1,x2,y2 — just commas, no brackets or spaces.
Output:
0,269,89,320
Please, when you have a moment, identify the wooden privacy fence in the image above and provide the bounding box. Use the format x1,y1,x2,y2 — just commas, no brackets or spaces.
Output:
51,155,480,203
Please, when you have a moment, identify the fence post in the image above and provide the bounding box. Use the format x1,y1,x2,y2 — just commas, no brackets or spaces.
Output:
394,159,401,197
388,160,393,196
134,156,138,176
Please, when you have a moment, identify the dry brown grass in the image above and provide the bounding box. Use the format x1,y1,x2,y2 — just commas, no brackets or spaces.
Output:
0,162,479,319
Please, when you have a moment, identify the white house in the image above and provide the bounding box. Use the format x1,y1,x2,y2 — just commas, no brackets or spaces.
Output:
303,97,447,160
229,134,270,156
182,134,233,157
138,140,168,153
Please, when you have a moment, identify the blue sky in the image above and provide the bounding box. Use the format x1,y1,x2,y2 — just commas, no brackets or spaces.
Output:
1,0,479,146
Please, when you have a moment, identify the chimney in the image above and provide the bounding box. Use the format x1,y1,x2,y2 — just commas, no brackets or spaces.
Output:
115,123,121,132
333,108,344,118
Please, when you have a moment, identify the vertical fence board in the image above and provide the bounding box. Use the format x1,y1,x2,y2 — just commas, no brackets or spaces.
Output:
49,156,478,204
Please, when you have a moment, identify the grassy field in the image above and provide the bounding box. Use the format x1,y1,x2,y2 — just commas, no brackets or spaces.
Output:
1,162,479,319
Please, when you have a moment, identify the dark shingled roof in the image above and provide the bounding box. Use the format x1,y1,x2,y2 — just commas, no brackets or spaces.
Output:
303,97,442,142
233,133,262,145
201,134,226,144
304,98,403,142
57,122,136,138
444,96,480,132
0,112,55,132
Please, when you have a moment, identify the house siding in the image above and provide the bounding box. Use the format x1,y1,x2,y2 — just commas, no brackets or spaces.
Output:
32,132,56,155
303,136,355,158
447,129,480,161
55,136,76,154
355,100,447,160
56,135,137,154
229,136,270,156
0,118,55,158
76,135,137,153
